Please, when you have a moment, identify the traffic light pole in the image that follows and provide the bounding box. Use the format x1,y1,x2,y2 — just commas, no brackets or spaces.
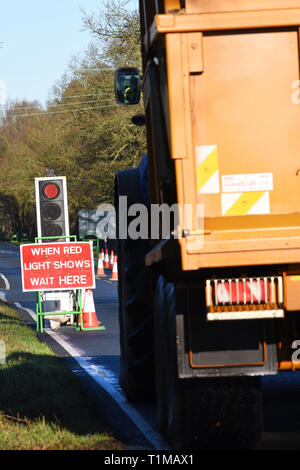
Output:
33,178,105,332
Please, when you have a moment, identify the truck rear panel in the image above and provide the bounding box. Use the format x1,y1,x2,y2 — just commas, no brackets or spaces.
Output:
144,1,300,275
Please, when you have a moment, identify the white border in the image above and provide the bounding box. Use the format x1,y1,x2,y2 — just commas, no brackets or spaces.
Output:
207,310,284,321
20,241,95,292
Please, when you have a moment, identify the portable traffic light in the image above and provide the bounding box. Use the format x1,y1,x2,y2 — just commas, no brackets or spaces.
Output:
35,177,69,242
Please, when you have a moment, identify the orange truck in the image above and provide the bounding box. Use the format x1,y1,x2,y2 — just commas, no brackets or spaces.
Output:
114,0,300,448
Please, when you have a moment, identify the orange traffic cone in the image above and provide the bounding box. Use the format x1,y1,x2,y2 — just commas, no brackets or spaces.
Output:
110,250,114,270
82,289,101,328
104,249,110,269
110,256,118,281
97,253,105,277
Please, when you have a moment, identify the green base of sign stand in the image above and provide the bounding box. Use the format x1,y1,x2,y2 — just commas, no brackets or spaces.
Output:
36,289,83,334
75,325,106,332
76,312,106,332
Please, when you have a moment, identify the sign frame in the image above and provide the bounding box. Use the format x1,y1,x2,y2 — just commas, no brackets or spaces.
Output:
20,240,96,292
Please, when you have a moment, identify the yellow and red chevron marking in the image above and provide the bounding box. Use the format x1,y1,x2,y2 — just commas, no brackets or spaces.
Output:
221,191,270,216
196,145,220,194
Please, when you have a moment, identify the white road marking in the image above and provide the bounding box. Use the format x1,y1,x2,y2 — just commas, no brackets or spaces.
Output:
13,302,170,450
95,276,117,285
0,250,17,255
0,291,7,302
0,273,10,291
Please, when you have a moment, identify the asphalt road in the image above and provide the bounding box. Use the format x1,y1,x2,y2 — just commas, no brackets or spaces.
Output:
1,241,300,449
0,241,160,448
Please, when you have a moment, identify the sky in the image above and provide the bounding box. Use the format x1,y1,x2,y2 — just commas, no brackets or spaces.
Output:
0,0,138,107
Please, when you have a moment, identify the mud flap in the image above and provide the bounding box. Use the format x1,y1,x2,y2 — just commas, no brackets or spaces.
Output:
175,285,277,378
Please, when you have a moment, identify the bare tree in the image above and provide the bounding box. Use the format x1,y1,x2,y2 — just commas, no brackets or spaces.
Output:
81,0,141,68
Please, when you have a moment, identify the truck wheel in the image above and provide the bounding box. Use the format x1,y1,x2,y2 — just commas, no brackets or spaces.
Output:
154,275,262,449
115,168,155,402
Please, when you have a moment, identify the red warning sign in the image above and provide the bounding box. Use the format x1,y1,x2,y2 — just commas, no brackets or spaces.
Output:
20,242,95,292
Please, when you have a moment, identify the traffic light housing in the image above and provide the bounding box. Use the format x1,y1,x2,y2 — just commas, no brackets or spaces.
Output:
35,177,69,242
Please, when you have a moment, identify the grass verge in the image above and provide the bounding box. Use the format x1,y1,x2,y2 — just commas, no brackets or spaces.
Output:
0,301,124,450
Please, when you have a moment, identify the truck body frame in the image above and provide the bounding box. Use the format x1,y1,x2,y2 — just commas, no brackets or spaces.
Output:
138,0,300,374
115,0,300,447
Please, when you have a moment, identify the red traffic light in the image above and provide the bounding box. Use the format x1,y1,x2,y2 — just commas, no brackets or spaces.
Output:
43,183,60,199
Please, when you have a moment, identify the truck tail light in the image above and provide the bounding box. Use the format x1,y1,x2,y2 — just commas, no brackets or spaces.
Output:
205,276,284,321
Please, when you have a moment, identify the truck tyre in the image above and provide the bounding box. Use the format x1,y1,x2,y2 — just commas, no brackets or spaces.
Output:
153,276,187,443
115,168,155,402
154,275,262,449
